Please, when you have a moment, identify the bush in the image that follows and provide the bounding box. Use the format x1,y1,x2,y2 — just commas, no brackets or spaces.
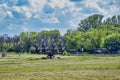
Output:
63,50,70,56
104,34,120,53
30,47,36,54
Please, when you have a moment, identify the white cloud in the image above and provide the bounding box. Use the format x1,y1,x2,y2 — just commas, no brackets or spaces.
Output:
13,6,21,12
82,0,120,16
0,3,8,9
69,19,80,28
13,6,32,18
25,11,32,19
83,0,107,14
68,13,89,28
69,7,82,13
8,23,19,30
47,0,83,27
29,0,47,13
0,3,9,21
49,0,82,14
0,10,6,22
41,17,59,23
39,13,59,23
8,23,28,32
12,0,60,22
7,11,14,18
13,0,47,17
22,26,28,32
109,5,120,15
84,0,99,8
0,3,14,20
49,0,68,9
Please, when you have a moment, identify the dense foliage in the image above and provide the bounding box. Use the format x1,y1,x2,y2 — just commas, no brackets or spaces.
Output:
0,14,120,54
0,30,62,53
65,14,120,53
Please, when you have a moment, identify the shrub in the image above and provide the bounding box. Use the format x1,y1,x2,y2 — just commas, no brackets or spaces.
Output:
30,47,36,54
63,50,70,56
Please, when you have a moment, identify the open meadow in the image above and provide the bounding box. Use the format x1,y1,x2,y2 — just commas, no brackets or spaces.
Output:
0,53,120,80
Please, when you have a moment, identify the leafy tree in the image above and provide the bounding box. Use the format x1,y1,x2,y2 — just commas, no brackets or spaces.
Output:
105,15,120,27
78,14,104,32
0,36,4,51
104,33,120,53
19,32,32,53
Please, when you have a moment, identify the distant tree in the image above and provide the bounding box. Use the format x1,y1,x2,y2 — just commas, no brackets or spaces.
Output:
104,33,120,53
105,15,120,27
78,14,104,32
19,32,32,53
0,36,4,51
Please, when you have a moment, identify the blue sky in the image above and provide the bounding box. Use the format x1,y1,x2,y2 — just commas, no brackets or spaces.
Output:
0,0,120,36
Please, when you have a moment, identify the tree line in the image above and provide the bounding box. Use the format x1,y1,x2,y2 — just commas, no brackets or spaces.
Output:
65,14,120,53
0,14,120,54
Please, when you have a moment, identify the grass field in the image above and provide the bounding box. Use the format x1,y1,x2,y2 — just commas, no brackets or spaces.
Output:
0,53,120,80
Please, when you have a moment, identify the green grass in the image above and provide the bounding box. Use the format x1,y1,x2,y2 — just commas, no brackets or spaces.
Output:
0,53,120,80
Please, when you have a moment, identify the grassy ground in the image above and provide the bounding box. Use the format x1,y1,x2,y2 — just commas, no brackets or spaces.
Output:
0,53,120,80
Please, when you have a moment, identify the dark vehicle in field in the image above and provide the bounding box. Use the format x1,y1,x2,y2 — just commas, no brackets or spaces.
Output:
94,48,110,54
67,49,77,54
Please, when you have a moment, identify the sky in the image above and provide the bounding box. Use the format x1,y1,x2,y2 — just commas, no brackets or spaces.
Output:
0,0,120,36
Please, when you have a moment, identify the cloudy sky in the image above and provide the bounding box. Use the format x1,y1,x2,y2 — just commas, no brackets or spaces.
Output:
0,0,120,36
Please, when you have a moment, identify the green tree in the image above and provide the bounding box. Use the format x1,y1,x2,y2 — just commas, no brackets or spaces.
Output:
78,14,104,32
19,32,32,53
104,33,120,53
